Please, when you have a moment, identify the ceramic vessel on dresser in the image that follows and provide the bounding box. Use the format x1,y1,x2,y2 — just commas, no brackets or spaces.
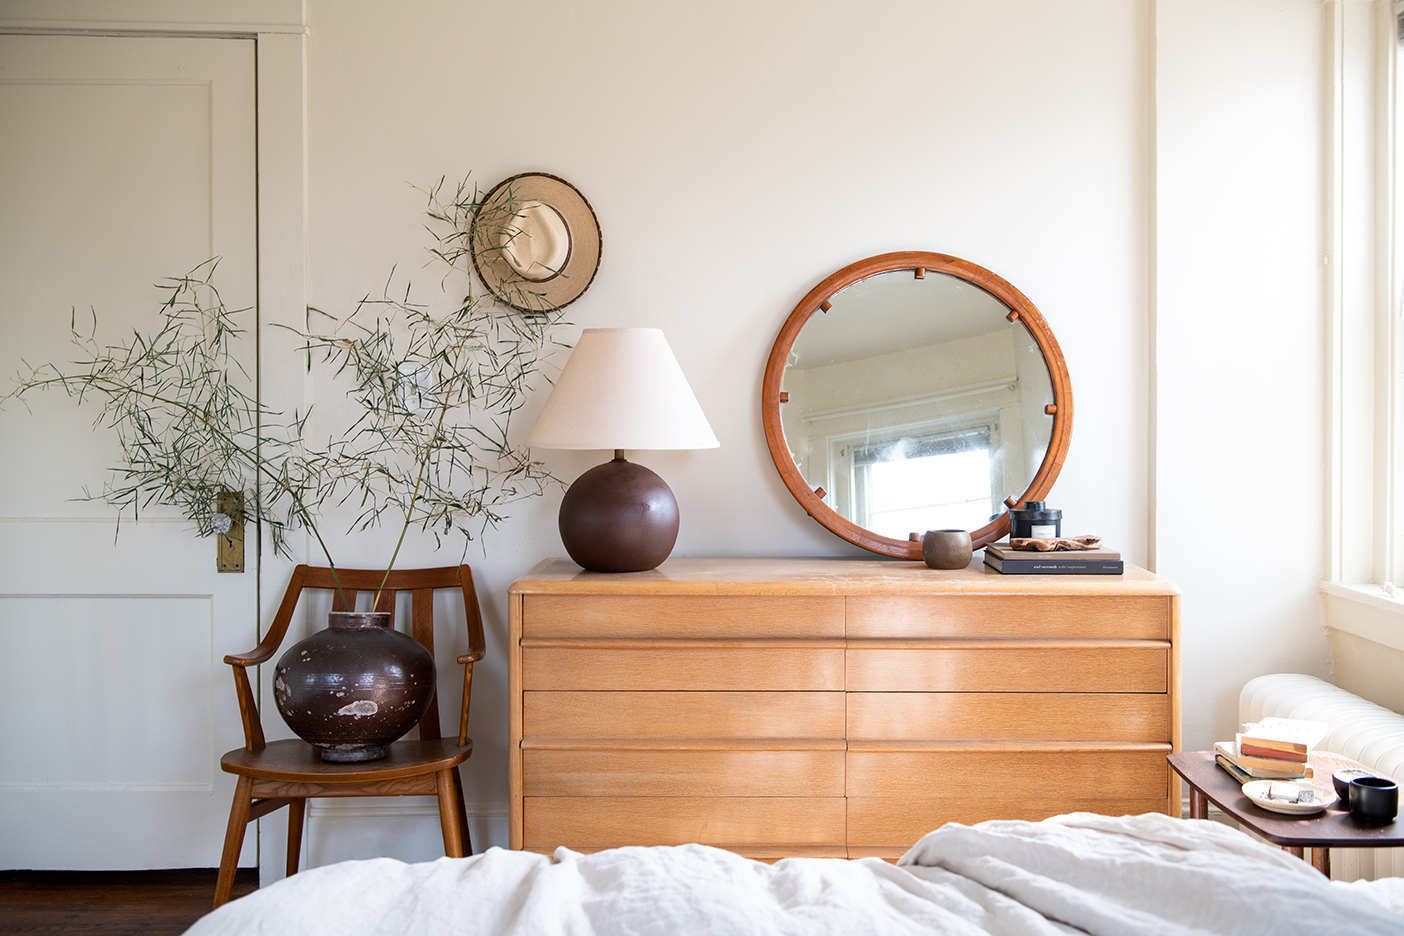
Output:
508,556,1181,860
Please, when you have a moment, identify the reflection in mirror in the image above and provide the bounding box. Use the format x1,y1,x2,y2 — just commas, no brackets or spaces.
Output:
779,271,1053,540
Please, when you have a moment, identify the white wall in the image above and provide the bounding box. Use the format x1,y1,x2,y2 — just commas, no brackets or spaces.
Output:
1154,1,1336,765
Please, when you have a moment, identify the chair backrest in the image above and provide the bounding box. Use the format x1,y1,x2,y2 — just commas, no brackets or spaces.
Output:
226,565,484,752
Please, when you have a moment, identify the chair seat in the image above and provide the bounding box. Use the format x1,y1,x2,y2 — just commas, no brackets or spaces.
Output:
221,737,472,784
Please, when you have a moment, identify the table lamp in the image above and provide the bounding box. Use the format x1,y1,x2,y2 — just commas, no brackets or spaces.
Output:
525,327,719,572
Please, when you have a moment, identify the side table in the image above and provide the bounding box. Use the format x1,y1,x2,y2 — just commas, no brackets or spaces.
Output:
1168,750,1404,876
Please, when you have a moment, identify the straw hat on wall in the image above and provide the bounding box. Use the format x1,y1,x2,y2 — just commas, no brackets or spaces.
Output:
470,172,602,312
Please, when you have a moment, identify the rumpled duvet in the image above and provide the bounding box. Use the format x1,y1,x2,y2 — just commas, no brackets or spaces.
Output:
185,812,1404,935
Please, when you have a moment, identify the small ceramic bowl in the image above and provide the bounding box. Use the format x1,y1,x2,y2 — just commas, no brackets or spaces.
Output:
1334,767,1377,801
921,529,972,570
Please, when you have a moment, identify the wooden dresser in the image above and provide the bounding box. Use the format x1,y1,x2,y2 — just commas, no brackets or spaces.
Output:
508,557,1180,860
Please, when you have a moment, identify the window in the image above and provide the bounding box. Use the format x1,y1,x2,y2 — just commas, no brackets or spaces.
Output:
852,427,995,538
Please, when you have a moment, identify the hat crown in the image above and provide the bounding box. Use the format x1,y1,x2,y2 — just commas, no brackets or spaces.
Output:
497,200,571,282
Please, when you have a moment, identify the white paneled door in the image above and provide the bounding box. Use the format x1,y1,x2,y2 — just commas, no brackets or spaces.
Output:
0,35,258,868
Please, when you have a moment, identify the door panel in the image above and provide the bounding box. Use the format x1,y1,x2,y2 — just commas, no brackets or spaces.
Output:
0,35,257,869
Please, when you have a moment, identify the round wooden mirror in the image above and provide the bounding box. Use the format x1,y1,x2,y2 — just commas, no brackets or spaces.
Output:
762,251,1073,559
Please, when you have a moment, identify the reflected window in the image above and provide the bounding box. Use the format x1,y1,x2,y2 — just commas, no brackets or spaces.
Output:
852,426,994,538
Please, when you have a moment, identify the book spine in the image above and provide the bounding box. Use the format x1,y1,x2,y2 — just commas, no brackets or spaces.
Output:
1234,751,1307,772
1239,742,1308,763
1216,754,1253,785
985,558,1125,575
1232,753,1313,777
1239,736,1310,757
1244,763,1314,780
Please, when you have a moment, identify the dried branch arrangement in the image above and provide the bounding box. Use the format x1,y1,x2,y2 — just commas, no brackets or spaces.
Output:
2,177,567,602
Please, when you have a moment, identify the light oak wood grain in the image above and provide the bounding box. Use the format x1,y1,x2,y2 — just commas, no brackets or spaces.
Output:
524,691,846,739
522,642,845,691
508,558,1181,854
523,749,845,796
846,642,1169,693
846,795,1173,847
523,797,846,848
846,747,1170,798
511,558,1180,598
846,692,1170,741
523,594,844,638
846,595,1170,639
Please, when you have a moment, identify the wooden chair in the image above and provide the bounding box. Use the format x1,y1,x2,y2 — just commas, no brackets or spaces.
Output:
213,565,485,908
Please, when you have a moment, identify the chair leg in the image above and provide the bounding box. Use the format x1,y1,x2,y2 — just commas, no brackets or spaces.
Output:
286,798,307,877
436,768,465,857
451,766,472,855
214,776,254,909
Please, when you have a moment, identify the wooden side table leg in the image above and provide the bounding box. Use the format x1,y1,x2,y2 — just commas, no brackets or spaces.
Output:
1189,786,1207,820
1285,846,1304,860
1311,847,1330,877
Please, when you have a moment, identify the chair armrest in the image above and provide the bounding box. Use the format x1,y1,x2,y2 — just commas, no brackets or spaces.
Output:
457,652,483,665
224,636,282,668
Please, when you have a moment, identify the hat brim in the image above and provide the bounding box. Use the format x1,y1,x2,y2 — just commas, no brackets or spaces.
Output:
471,172,601,313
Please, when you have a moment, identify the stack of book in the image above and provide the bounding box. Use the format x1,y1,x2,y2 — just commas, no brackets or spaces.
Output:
1213,716,1330,783
983,542,1123,575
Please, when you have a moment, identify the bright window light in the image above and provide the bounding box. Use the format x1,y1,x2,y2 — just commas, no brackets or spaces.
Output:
864,448,992,539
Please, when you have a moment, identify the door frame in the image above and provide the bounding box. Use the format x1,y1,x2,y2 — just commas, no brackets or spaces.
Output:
0,0,309,881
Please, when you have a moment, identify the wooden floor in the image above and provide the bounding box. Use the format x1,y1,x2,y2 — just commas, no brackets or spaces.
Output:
0,869,258,935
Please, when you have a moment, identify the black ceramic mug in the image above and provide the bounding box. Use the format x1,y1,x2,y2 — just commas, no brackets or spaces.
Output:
1349,775,1399,824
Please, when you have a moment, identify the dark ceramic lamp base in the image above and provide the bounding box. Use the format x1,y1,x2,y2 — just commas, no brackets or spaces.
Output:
560,455,680,572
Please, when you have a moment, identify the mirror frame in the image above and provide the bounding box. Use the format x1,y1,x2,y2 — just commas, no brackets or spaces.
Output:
762,251,1074,559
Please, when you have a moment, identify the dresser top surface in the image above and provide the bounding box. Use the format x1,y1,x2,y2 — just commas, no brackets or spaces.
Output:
510,556,1178,597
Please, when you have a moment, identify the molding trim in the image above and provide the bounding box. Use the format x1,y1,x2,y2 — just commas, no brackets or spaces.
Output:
0,0,303,36
0,22,306,37
1322,580,1404,651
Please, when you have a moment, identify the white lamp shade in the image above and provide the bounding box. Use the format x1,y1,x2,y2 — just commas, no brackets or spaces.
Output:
525,328,720,451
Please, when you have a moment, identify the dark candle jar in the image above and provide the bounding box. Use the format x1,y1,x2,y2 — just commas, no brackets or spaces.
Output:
1010,501,1062,539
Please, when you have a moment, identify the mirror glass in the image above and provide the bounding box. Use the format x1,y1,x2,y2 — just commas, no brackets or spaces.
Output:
778,270,1054,543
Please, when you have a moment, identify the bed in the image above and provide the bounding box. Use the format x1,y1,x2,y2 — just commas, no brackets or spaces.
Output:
185,812,1404,935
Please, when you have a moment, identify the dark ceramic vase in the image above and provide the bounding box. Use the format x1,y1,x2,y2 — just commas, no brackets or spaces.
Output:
273,611,436,762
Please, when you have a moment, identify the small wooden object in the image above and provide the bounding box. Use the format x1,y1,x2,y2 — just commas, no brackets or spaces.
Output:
213,565,485,908
1009,536,1103,551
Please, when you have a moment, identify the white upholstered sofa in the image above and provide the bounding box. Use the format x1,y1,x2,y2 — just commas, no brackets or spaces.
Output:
1240,673,1404,881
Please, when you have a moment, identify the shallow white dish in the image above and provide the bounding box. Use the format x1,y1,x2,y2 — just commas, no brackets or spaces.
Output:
1242,779,1338,815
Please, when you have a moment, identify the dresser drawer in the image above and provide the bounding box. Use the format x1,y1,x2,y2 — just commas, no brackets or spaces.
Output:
846,641,1168,693
523,594,845,638
522,743,846,796
845,745,1171,798
846,692,1170,742
846,595,1171,639
524,691,846,739
523,796,847,849
522,640,846,691
848,794,1175,849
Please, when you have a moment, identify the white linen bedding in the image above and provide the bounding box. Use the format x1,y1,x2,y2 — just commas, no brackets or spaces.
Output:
185,813,1404,935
